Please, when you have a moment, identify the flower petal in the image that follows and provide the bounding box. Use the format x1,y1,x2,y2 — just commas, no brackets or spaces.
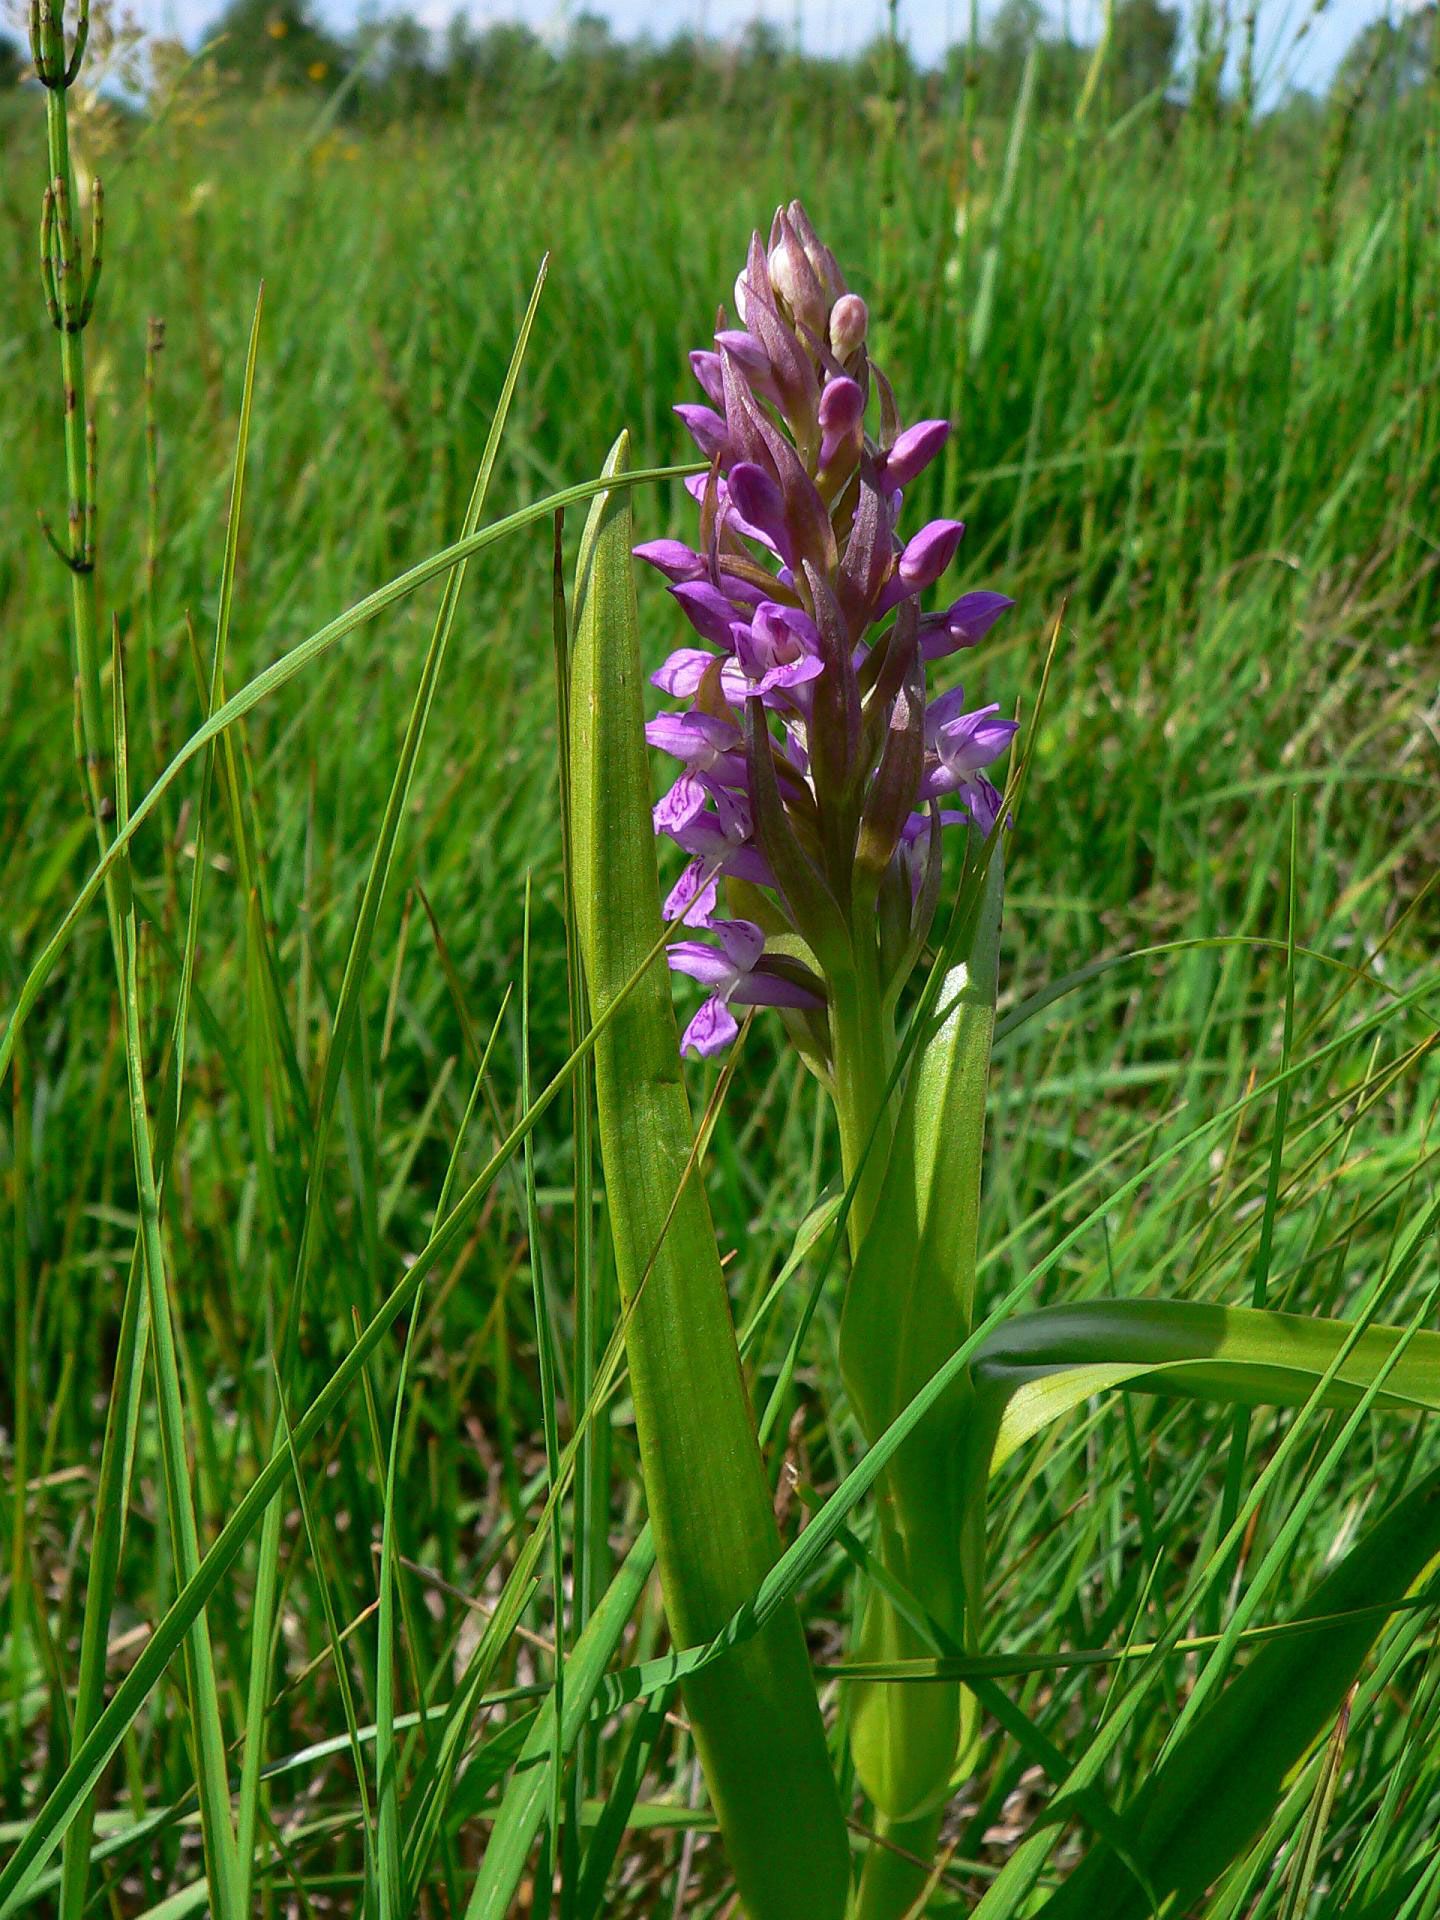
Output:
653,774,710,836
689,348,726,408
645,710,743,764
919,590,1015,661
672,580,749,649
714,917,766,973
634,538,706,583
727,461,790,558
667,940,738,989
879,419,949,490
680,995,740,1058
651,648,719,698
899,518,967,589
730,969,826,1012
663,859,719,925
924,685,969,736
675,403,730,461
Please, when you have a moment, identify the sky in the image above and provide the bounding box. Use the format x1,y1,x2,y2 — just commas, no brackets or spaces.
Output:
120,0,1401,100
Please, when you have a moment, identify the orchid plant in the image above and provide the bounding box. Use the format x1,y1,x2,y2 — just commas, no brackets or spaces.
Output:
9,9,1439,1896
564,203,1440,1920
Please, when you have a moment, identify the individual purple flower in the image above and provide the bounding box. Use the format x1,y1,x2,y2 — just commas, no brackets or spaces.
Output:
668,918,825,1058
676,403,735,462
876,520,968,613
671,579,750,649
726,462,794,565
634,538,708,583
818,378,866,473
720,602,824,705
652,648,721,699
645,708,746,781
714,328,773,383
658,784,773,925
877,419,950,491
829,293,868,360
899,806,969,896
964,774,1008,836
920,688,1019,801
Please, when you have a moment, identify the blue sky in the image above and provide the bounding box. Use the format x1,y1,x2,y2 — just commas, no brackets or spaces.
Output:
125,0,1401,98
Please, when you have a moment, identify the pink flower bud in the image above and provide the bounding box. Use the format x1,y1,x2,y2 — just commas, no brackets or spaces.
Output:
829,293,868,359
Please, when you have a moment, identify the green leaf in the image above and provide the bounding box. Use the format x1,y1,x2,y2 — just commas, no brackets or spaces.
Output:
968,1296,1440,1482
567,433,849,1920
1033,1463,1440,1920
839,836,1004,1822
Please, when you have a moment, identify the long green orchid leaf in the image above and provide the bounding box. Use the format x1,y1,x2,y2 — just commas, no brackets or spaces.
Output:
956,1295,1440,1615
567,433,850,1920
970,1297,1440,1480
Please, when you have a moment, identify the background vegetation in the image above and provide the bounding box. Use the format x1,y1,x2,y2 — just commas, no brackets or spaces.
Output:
2,1,1439,1912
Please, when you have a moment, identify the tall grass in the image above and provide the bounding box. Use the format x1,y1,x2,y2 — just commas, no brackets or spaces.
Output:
2,31,1438,1919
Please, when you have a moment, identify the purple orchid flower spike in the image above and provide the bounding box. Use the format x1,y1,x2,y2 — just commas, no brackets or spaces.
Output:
636,200,1017,1057
668,917,825,1058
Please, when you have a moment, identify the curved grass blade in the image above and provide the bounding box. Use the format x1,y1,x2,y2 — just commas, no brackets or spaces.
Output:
1033,1464,1440,1920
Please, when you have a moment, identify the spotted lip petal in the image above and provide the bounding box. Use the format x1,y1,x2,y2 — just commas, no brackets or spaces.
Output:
679,995,740,1058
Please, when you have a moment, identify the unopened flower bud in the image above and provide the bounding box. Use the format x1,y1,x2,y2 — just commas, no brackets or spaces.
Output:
829,294,868,360
768,234,806,314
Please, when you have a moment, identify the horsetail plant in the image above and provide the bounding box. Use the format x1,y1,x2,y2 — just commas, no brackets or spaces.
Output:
26,7,249,1917
573,202,1440,1919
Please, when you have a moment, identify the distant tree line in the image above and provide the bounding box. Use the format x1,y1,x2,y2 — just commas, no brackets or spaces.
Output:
0,0,1434,128
185,0,1185,125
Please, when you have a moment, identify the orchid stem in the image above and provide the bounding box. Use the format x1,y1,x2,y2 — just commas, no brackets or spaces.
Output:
855,1808,946,1920
829,954,897,1252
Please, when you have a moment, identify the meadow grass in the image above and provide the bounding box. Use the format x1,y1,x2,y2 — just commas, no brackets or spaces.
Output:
2,48,1439,1918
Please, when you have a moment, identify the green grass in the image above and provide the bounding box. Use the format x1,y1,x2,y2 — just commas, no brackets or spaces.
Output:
2,52,1439,1920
